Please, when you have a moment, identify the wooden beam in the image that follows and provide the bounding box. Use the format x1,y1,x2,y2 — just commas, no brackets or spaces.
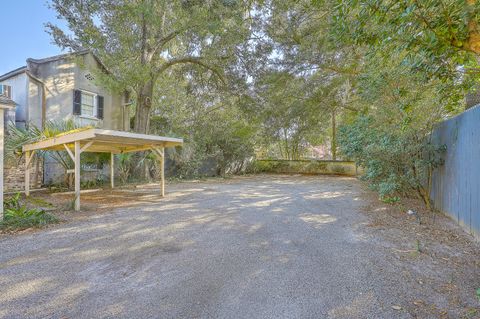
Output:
25,150,35,168
151,146,165,158
22,128,183,153
80,141,94,153
24,150,36,197
152,147,165,197
120,145,158,153
22,129,96,152
110,153,114,189
161,147,165,197
25,151,31,196
63,144,75,161
93,129,183,144
74,141,81,211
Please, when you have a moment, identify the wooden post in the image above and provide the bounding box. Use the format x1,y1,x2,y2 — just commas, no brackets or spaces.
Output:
110,152,114,189
24,150,35,197
331,108,337,161
160,147,165,197
25,150,31,197
74,141,81,211
0,109,4,218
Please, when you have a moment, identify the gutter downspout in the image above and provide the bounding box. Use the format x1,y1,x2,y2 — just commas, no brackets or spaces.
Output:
25,71,47,188
26,71,46,129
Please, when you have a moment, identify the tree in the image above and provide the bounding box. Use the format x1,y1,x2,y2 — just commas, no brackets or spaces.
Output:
249,71,330,159
47,0,251,133
328,0,480,82
253,0,364,159
150,82,256,177
256,0,469,207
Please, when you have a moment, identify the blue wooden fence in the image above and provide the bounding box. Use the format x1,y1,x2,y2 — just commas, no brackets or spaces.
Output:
430,105,480,239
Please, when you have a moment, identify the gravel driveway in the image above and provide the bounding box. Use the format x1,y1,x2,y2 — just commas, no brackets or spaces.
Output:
0,175,419,318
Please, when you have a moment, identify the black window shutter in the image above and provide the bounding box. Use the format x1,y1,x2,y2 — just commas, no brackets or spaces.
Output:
73,90,81,115
97,95,104,119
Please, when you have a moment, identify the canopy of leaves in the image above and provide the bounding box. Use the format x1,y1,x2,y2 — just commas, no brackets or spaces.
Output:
37,0,480,204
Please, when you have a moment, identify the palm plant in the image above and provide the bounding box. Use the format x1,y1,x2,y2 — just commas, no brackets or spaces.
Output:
5,120,94,183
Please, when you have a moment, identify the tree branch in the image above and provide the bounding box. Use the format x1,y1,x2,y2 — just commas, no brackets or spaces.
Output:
157,57,225,83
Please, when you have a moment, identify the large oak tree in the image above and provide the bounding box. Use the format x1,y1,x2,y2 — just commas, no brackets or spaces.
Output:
47,0,251,133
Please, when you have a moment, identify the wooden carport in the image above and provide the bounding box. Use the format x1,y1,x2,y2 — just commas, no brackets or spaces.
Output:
22,128,183,211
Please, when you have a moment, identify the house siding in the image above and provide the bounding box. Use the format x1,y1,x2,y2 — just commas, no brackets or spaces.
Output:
27,52,124,129
73,54,124,130
2,52,126,190
0,72,28,128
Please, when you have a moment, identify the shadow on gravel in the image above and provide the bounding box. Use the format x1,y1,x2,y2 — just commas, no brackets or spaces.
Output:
0,175,370,319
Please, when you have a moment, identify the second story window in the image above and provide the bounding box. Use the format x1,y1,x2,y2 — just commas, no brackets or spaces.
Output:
0,84,12,98
73,89,104,119
81,92,95,116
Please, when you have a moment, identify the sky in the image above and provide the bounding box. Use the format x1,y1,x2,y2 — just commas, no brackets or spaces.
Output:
0,1,66,75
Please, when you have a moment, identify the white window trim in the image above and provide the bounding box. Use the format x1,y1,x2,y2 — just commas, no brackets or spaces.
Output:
77,89,102,120
0,84,12,98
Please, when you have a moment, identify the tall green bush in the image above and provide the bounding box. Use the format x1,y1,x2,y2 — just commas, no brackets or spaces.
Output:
338,116,445,209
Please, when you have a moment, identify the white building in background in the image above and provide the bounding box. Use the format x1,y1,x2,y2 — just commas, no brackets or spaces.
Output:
0,50,131,187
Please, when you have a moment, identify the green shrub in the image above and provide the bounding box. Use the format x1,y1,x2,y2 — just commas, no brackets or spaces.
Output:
338,116,445,209
4,192,21,210
153,106,256,179
1,194,58,230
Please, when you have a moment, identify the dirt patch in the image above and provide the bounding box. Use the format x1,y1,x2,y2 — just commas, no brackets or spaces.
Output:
361,188,480,319
1,177,236,235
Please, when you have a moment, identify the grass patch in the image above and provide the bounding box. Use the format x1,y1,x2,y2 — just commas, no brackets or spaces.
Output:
25,196,55,208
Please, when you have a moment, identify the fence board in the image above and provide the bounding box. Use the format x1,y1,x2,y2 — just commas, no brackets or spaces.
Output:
431,105,480,239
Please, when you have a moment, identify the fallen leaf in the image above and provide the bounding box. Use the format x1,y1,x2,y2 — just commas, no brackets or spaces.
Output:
392,305,402,310
413,300,424,306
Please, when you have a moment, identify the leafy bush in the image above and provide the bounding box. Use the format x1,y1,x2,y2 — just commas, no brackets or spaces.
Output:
1,207,59,230
117,153,134,184
338,116,445,209
152,106,256,179
1,194,58,230
3,192,21,210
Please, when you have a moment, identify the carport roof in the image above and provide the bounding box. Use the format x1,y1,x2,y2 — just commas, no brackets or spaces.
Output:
22,128,183,153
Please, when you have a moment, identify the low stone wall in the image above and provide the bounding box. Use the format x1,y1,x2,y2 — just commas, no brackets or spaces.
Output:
4,161,43,191
253,159,361,176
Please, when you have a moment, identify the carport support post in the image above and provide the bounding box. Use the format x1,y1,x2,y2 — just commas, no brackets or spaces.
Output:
24,150,35,197
25,151,30,196
74,141,81,211
110,152,114,188
160,147,165,197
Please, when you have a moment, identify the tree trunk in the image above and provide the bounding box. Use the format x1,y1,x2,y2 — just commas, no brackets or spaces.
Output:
133,80,154,134
331,108,337,160
465,0,480,54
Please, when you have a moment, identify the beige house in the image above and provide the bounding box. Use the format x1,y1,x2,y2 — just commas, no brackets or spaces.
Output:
0,50,131,188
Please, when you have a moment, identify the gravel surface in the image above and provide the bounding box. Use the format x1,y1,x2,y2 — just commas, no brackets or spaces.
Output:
0,175,458,318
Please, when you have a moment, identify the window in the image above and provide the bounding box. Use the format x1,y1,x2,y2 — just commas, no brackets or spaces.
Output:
0,84,12,98
81,92,95,116
73,89,104,119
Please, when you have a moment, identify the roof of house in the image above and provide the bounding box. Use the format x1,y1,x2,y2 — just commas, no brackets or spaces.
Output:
0,49,103,82
0,94,16,108
0,66,28,82
26,49,90,65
